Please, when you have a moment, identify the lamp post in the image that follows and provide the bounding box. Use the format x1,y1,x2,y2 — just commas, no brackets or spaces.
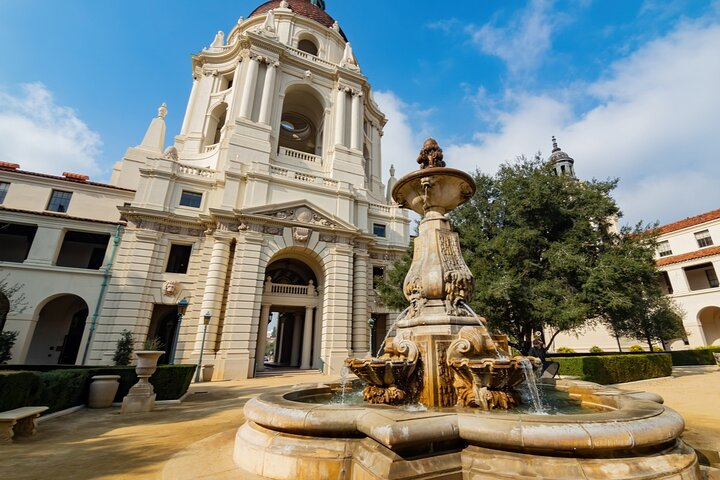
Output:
169,297,189,365
195,311,212,383
368,316,376,356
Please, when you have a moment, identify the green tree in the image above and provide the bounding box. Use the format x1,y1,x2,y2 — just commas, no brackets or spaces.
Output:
374,241,413,311
450,155,621,354
113,330,134,366
0,275,28,364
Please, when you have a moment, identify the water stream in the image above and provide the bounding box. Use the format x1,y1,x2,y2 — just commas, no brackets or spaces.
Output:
518,358,546,414
375,307,410,357
339,366,350,404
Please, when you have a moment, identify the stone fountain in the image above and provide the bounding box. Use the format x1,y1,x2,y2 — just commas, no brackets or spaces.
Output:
230,140,701,479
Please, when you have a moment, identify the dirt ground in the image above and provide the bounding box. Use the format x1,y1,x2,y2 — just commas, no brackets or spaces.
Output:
0,367,718,480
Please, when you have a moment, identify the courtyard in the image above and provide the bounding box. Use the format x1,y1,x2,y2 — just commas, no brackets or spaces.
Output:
0,367,718,479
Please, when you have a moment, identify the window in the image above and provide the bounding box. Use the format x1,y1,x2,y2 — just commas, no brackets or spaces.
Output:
47,190,72,213
179,191,202,208
657,240,672,257
373,223,386,238
0,223,37,262
684,262,719,291
297,39,319,56
372,266,384,290
0,182,9,203
56,231,111,270
695,230,714,248
166,244,192,274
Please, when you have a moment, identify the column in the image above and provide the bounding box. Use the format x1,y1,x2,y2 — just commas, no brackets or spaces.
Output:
275,316,285,364
194,236,231,353
258,62,278,125
255,303,271,372
301,307,315,369
25,226,64,266
180,77,199,135
291,312,303,367
350,92,362,150
239,56,260,119
334,88,347,146
227,60,244,121
351,250,369,354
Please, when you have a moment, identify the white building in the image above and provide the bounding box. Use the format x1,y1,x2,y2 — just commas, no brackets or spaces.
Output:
0,0,410,379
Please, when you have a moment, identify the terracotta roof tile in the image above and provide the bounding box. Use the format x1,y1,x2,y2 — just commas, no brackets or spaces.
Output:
657,208,720,235
0,167,135,192
250,0,347,40
657,245,720,267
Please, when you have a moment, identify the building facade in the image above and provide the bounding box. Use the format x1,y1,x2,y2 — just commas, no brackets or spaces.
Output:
1,0,410,379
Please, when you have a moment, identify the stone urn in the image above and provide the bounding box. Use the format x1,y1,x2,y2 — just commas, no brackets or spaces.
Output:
713,352,720,367
202,364,214,382
88,375,121,408
121,350,164,413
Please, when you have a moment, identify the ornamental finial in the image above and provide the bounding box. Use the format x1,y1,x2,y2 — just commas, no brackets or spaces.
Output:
552,136,560,152
158,103,168,119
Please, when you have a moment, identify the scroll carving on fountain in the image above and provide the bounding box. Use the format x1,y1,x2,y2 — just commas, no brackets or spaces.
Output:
345,337,420,405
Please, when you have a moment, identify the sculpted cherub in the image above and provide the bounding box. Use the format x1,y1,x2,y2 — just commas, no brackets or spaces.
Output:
417,138,446,169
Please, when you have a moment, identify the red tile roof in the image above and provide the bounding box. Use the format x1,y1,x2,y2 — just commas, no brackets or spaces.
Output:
0,166,135,192
657,245,720,267
250,1,347,40
0,206,125,226
657,208,720,235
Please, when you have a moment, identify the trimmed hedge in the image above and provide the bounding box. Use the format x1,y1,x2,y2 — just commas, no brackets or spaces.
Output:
547,353,672,385
0,365,196,413
669,346,720,366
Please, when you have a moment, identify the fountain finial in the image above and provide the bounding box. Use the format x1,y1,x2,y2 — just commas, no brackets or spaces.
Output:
417,138,446,169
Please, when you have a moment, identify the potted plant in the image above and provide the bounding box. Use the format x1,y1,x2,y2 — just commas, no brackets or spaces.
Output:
135,337,165,377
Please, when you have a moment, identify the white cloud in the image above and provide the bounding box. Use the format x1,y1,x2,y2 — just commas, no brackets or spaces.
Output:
0,83,103,177
374,90,423,180
467,0,556,74
442,16,720,225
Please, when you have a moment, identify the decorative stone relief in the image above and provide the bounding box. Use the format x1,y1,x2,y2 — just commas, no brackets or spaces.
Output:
162,281,180,297
293,226,311,244
129,219,203,237
163,146,178,161
264,206,336,228
437,230,474,316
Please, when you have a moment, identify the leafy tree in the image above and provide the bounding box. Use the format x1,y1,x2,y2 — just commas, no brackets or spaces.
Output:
113,330,134,366
0,275,28,364
374,241,413,311
451,155,620,354
0,331,19,364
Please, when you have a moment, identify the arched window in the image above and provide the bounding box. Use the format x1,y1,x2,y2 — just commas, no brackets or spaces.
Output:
204,103,228,148
278,85,325,156
298,39,319,56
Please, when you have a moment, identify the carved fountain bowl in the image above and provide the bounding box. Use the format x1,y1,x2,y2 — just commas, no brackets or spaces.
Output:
345,358,418,388
392,167,477,216
449,356,542,391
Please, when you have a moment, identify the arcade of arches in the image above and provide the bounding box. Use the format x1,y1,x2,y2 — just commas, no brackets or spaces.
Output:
26,294,88,365
699,306,720,346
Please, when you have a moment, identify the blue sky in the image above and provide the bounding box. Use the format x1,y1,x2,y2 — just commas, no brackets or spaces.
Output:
1,0,719,226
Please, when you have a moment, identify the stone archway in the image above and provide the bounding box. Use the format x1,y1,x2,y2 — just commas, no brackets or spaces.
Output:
255,255,322,374
698,306,720,346
27,294,89,365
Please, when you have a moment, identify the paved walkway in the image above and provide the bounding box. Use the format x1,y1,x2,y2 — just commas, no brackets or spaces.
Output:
0,367,718,479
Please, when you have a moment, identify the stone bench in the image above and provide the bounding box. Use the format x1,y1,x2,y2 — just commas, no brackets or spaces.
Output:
0,407,49,443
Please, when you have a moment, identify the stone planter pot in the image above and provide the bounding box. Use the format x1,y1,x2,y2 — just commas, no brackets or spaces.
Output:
88,375,121,408
121,350,165,414
202,364,214,382
713,352,720,367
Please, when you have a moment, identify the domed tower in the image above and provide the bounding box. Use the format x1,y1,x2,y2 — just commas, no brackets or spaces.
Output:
96,1,410,381
548,136,576,178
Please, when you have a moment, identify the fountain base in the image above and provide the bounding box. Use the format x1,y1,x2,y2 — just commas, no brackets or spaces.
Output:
230,378,702,480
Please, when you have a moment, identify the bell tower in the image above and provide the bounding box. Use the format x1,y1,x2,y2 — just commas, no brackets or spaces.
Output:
548,136,576,178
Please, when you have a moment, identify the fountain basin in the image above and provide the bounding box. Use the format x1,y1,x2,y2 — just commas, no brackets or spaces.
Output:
233,378,700,479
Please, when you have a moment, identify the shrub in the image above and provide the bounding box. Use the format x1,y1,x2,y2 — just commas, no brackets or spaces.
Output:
0,371,41,411
652,346,665,352
589,346,604,353
0,365,196,412
113,330,134,366
555,347,576,353
670,346,720,366
547,353,672,384
142,337,164,351
0,331,19,364
629,345,645,352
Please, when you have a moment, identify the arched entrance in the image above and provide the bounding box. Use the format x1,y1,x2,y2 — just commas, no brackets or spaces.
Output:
256,256,322,374
27,295,88,365
698,306,720,346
